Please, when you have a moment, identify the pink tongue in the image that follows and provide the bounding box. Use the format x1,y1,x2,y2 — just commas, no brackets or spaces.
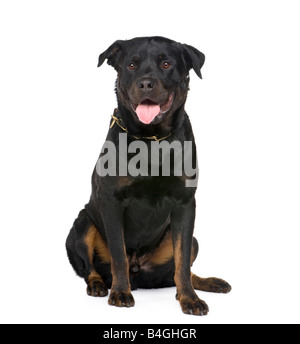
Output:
136,103,160,124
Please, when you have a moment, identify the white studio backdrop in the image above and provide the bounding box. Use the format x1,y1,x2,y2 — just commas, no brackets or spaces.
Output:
0,0,299,324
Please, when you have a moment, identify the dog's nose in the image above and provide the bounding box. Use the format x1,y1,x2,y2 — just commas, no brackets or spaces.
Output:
138,78,156,92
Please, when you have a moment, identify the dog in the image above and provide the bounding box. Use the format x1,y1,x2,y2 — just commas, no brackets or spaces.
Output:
66,36,231,316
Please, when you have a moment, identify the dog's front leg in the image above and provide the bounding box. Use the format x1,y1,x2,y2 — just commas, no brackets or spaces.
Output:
171,200,209,316
100,199,134,307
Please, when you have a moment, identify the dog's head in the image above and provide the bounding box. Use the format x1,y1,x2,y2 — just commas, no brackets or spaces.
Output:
98,37,205,128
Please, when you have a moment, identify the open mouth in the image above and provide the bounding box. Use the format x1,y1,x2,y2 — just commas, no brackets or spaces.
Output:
131,93,175,125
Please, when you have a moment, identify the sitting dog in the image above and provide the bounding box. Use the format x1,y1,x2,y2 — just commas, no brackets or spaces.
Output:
66,36,231,315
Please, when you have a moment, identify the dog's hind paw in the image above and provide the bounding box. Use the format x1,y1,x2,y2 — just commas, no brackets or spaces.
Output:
86,280,108,297
192,274,232,293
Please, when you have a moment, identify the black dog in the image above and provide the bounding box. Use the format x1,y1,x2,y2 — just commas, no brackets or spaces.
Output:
66,36,231,315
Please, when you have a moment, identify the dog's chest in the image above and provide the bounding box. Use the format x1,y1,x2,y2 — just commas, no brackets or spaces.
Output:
115,176,195,206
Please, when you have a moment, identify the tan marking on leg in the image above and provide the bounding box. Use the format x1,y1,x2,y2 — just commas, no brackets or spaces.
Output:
173,236,186,292
84,225,111,264
148,231,174,265
88,269,104,283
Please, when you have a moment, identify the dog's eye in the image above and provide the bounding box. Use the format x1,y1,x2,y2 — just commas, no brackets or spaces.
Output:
162,62,171,69
128,63,136,70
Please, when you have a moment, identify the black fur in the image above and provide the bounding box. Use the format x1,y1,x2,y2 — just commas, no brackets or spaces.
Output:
66,36,231,315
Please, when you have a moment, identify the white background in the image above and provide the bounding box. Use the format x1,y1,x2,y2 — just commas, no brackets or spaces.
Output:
0,0,299,324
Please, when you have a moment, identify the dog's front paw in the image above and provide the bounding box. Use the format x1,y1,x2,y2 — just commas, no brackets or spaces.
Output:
177,294,209,316
108,290,135,307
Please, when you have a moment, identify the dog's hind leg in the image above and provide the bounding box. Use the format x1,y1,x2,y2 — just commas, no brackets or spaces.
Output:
83,224,111,296
190,237,231,293
66,209,109,297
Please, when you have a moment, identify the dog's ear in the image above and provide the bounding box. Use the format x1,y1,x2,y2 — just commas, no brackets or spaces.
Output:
182,44,205,79
97,40,124,70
